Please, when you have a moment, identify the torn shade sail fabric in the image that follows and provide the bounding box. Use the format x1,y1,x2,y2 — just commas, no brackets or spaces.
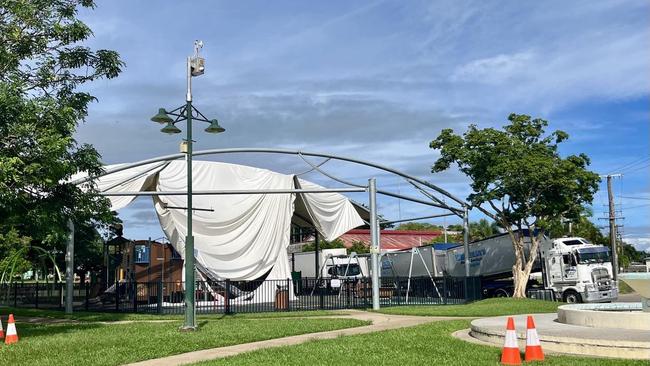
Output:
82,160,364,282
296,177,365,241
154,161,295,281
70,162,166,210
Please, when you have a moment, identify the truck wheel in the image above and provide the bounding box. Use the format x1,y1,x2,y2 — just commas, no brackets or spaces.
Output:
494,289,510,298
563,290,581,304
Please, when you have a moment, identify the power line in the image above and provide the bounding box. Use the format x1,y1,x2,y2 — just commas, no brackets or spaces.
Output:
624,203,650,210
622,163,650,175
620,196,650,201
608,156,650,174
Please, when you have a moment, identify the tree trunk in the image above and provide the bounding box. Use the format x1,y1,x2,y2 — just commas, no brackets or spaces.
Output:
509,227,543,298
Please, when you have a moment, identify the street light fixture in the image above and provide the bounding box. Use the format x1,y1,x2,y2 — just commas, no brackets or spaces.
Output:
150,40,224,331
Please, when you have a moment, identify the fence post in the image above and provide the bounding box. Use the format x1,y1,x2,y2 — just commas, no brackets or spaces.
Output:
393,276,402,305
443,277,448,305
59,282,64,310
13,282,18,307
84,281,89,310
157,280,163,314
225,279,231,315
35,281,39,308
115,277,119,312
133,281,138,312
286,278,291,312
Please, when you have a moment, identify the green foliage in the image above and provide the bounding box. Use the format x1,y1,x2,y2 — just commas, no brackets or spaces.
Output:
395,220,498,243
546,208,605,244
430,114,599,227
348,240,369,254
0,0,123,278
395,222,442,231
0,228,32,281
469,218,499,241
546,207,646,268
301,238,369,254
301,238,346,252
430,114,600,296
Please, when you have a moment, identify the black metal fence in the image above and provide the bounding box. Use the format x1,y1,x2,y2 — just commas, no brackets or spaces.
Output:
0,276,482,314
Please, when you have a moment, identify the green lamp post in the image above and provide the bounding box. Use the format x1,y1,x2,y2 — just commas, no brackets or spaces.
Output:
150,41,225,331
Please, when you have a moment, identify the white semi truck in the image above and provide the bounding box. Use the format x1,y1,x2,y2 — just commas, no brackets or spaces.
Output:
444,233,618,303
290,249,367,280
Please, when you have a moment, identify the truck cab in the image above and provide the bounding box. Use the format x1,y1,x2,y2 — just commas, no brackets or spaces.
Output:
541,237,618,303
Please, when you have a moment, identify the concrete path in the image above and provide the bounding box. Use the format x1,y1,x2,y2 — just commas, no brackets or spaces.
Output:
125,311,455,366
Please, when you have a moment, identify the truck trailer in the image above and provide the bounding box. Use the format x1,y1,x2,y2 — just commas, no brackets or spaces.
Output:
444,232,618,303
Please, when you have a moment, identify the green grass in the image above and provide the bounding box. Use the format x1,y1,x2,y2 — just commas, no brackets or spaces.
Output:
618,280,634,294
0,317,368,366
376,298,561,317
0,306,342,322
197,319,645,366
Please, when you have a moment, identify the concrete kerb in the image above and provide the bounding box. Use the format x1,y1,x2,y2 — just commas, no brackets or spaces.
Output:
458,313,650,360
124,311,454,366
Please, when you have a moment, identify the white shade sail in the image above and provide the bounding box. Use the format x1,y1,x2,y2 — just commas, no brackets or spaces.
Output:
79,160,364,282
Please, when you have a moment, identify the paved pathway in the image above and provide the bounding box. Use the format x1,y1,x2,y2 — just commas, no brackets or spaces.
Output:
125,311,456,366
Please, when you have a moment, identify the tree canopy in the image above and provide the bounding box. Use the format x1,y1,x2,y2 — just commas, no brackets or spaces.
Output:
0,0,124,279
430,113,600,297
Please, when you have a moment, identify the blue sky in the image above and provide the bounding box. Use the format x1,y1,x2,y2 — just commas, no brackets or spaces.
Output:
74,1,650,251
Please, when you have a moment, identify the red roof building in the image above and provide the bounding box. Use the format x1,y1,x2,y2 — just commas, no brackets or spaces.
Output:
338,229,442,251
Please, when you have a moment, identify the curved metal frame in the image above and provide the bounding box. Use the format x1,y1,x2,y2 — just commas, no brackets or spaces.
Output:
73,147,468,211
71,147,478,310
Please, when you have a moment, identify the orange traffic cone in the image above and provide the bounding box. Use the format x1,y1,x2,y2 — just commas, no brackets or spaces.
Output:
0,316,4,340
525,315,544,362
5,314,18,345
501,317,522,365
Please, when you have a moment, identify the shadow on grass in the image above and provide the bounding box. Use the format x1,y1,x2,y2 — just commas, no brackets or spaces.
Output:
13,322,106,339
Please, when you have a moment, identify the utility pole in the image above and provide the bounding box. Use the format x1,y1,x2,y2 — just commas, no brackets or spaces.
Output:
605,174,621,281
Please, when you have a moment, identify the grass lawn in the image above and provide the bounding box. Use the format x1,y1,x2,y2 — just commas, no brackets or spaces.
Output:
376,298,561,317
0,317,367,366
0,306,342,322
198,319,645,366
618,280,634,294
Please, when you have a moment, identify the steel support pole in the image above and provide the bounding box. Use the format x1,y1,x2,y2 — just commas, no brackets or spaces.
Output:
607,175,619,281
182,56,196,331
65,219,74,314
463,205,470,277
369,178,380,310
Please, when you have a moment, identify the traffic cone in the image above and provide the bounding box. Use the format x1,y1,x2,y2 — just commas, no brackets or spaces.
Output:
525,315,544,362
501,317,522,365
5,314,18,345
0,316,4,340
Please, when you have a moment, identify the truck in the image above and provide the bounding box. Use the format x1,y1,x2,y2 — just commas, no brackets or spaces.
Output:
444,232,618,303
290,249,367,280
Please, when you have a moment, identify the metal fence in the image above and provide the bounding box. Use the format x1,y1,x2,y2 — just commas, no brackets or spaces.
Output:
0,276,482,314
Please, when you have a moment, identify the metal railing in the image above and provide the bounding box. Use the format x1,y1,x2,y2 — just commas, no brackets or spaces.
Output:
0,276,482,314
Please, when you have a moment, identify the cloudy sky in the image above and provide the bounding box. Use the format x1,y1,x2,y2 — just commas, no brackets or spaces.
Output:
75,0,650,251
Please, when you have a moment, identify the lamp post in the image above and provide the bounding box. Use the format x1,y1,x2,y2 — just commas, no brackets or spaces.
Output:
150,41,225,331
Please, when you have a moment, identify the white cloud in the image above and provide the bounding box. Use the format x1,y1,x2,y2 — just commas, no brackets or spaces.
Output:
450,52,535,84
625,237,650,254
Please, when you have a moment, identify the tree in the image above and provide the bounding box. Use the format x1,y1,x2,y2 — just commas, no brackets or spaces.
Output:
348,240,369,254
430,113,599,298
0,0,123,277
395,222,442,231
546,208,606,244
469,218,499,241
301,238,347,252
